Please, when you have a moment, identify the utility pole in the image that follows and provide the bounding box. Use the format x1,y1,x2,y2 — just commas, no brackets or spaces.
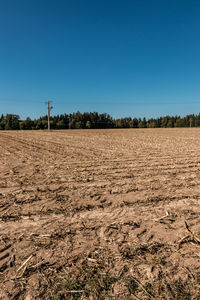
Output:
45,100,53,130
190,117,192,128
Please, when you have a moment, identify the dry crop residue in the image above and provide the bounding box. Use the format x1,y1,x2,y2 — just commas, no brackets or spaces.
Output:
1,128,200,299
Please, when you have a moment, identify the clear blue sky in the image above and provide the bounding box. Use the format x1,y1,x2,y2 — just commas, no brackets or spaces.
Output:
1,0,200,119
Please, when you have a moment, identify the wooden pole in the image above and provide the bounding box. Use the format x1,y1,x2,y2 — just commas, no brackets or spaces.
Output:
45,101,52,130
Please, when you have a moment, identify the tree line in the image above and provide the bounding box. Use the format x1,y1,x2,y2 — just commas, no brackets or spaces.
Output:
0,112,200,130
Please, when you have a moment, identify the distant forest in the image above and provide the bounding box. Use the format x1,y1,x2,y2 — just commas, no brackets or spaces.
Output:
0,112,200,130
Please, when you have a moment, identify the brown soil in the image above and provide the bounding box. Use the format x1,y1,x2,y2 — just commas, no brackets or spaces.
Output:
1,128,200,299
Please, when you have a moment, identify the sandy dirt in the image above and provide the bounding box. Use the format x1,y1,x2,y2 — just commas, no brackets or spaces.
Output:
0,128,200,299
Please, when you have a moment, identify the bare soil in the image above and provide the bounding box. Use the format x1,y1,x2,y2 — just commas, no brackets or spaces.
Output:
1,128,200,299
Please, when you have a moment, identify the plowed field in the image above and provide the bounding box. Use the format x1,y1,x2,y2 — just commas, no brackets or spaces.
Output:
1,129,200,299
